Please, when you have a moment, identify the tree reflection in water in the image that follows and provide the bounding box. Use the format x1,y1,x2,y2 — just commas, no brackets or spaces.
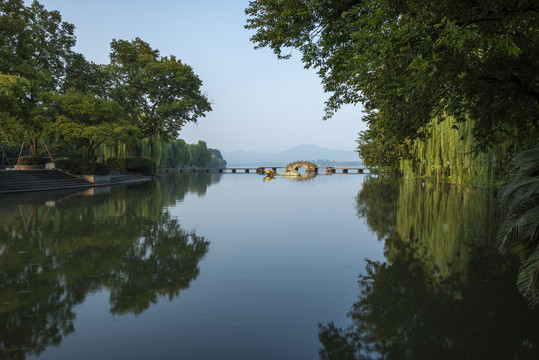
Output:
0,174,218,359
319,177,539,360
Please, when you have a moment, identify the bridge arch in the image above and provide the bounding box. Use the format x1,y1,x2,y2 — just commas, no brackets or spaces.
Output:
285,161,318,173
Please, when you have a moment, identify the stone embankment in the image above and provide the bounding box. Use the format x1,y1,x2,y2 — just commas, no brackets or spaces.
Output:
0,169,148,194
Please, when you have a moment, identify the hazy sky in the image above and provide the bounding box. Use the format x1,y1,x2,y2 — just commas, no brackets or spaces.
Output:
35,0,367,153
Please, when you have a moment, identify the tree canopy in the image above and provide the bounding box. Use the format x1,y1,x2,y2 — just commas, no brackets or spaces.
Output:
245,0,539,152
106,38,212,143
1,1,213,160
50,90,137,158
0,0,76,153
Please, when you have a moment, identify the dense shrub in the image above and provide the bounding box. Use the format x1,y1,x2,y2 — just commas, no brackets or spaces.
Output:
104,157,126,172
81,162,109,175
55,159,109,175
55,159,77,173
18,155,49,165
106,157,155,176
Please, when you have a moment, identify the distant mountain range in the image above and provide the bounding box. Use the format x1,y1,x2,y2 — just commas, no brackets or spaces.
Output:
222,144,362,167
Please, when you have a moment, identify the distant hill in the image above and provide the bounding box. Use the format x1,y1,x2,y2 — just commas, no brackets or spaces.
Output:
223,144,362,167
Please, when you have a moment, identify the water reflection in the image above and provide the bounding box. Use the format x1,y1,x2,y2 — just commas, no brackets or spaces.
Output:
263,172,318,182
0,173,220,359
319,177,539,359
354,176,399,241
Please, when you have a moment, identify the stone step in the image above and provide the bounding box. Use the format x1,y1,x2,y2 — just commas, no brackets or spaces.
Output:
0,170,91,194
0,170,68,178
1,179,90,189
0,169,150,194
0,184,92,193
0,176,88,183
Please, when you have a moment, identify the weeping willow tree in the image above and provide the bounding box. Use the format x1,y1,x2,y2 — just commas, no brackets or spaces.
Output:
399,116,536,185
99,135,226,169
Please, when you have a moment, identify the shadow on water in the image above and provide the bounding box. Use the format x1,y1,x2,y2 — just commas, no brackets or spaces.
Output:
0,173,221,359
319,177,539,360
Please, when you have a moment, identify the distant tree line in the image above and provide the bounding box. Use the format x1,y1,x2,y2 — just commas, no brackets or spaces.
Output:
102,137,226,168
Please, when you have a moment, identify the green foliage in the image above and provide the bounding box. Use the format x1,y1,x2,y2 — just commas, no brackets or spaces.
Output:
102,137,226,169
106,38,212,143
187,140,211,167
497,148,539,307
49,90,137,159
106,157,155,176
0,73,29,146
208,148,227,168
356,120,403,172
1,2,212,161
0,0,76,154
17,155,49,165
106,157,130,173
55,159,110,175
246,0,539,155
398,115,532,185
81,162,109,176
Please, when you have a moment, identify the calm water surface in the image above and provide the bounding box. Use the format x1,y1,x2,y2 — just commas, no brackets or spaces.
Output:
1,173,537,359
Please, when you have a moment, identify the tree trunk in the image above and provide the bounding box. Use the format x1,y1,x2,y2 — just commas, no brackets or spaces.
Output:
28,138,38,156
126,144,133,157
86,146,92,161
86,141,94,161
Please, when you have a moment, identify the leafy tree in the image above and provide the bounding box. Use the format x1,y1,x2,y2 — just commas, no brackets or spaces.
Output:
61,52,107,95
245,0,539,153
106,38,212,152
1,3,214,162
111,137,225,168
0,0,76,154
356,120,402,172
0,73,29,147
188,140,212,167
50,90,137,159
166,138,191,167
208,148,227,168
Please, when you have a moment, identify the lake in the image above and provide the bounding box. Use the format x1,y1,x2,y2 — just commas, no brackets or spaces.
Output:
1,173,538,359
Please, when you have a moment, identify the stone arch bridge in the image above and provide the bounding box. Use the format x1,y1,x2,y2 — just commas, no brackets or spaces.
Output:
172,161,364,174
285,161,318,173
